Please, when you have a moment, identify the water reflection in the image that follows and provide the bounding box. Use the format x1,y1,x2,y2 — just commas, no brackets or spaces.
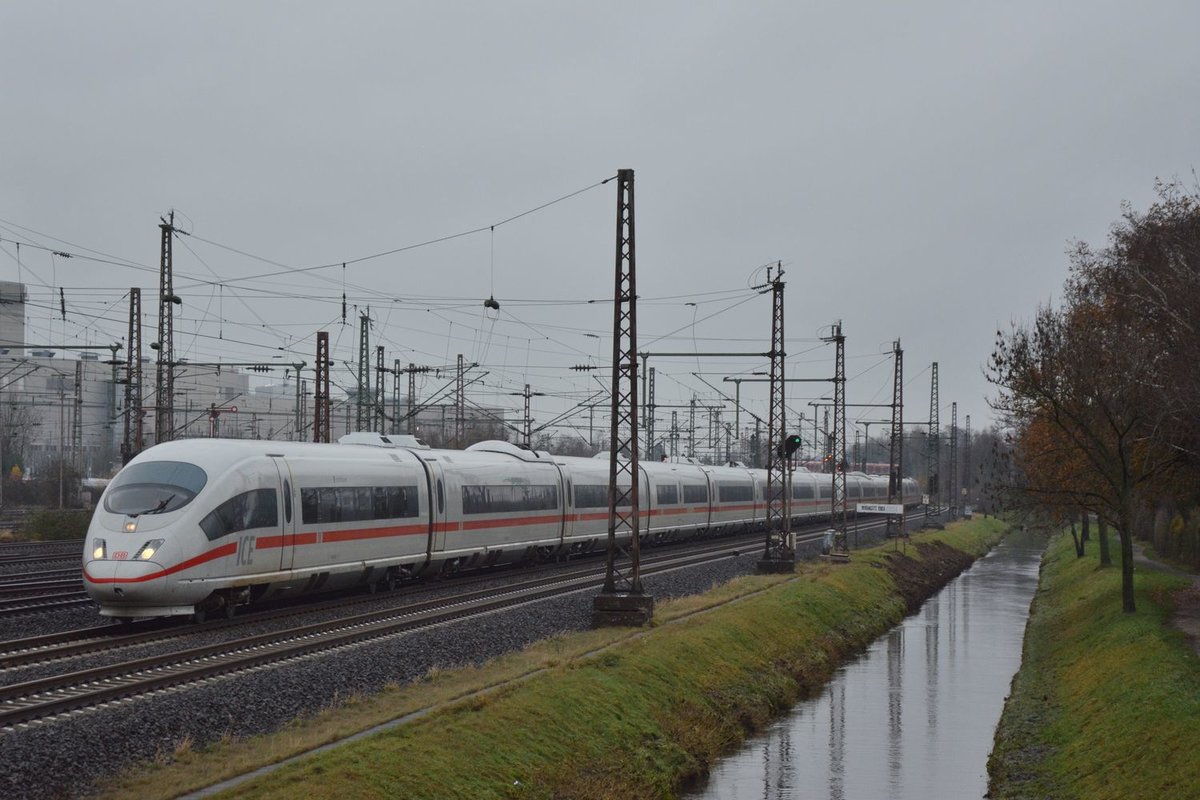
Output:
887,627,903,790
687,531,1044,800
828,682,844,800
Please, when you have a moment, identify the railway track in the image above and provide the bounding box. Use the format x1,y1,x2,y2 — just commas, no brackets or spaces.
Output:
0,511,923,664
0,593,92,616
0,512,929,730
0,567,83,584
0,579,83,596
0,540,85,568
0,538,83,554
0,567,88,616
0,529,770,670
0,535,769,730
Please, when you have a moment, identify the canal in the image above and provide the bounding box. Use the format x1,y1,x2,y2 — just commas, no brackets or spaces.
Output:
686,529,1044,800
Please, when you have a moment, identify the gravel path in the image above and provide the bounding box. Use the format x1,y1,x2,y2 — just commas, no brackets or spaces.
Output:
0,524,894,799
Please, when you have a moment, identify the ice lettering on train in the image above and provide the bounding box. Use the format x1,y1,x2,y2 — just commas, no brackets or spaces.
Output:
236,535,255,566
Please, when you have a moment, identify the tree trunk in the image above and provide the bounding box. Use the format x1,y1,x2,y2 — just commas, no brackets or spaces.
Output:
1118,505,1136,613
1098,516,1112,567
1069,517,1084,557
1081,511,1090,541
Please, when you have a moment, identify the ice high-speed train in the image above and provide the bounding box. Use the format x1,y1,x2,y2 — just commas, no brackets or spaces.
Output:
83,434,919,621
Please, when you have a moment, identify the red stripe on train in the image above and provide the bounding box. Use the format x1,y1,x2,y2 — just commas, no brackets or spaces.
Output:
257,532,319,549
323,523,429,543
83,542,239,584
460,514,561,531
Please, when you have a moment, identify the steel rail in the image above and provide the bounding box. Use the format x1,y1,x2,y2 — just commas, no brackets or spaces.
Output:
0,593,92,616
0,531,770,670
0,539,779,730
0,510,920,668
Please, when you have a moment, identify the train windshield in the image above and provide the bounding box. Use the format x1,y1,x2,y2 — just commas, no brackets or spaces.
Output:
104,461,208,516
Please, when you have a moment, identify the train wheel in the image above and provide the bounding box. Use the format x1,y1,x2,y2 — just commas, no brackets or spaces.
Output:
222,603,236,620
191,608,207,624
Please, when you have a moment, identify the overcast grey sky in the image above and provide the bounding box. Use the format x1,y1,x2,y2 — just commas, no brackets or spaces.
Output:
2,1,1198,448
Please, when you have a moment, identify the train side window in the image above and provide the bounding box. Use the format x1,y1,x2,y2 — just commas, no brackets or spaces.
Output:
283,480,292,524
200,488,278,541
336,487,356,521
319,487,340,522
301,488,319,524
656,484,679,505
354,487,373,521
683,484,708,504
574,484,630,509
461,484,558,514
717,483,753,503
792,484,815,500
436,479,445,514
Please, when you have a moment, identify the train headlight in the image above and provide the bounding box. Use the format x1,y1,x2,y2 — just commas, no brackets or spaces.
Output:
124,518,138,533
92,538,106,560
135,539,164,561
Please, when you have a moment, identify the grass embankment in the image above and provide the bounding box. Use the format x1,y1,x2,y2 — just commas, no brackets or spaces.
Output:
100,518,1007,800
988,532,1200,800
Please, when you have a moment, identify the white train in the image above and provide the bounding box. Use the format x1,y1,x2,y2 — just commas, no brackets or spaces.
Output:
83,434,919,621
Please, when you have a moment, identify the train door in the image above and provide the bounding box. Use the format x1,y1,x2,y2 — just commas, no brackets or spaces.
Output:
420,458,449,554
270,457,297,572
551,461,569,549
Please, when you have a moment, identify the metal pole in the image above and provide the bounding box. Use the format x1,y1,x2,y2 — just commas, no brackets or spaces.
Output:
58,383,64,509
154,213,177,443
758,263,792,571
887,339,904,539
593,167,652,626
356,313,371,432
314,331,331,443
455,354,465,447
927,362,940,523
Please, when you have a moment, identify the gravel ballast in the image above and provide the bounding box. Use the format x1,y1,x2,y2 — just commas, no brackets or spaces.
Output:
0,523,897,799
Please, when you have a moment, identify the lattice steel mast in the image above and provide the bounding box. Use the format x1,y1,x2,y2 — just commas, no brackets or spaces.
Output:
407,363,418,434
758,264,793,572
949,401,959,519
313,331,331,443
964,414,972,510
355,313,371,432
375,345,386,433
122,287,143,464
887,339,904,537
72,362,82,471
825,321,849,554
592,168,653,626
391,359,401,435
927,362,940,520
454,353,465,447
646,366,656,459
154,212,179,443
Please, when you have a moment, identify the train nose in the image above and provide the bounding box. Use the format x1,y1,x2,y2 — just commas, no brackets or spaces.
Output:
83,559,167,603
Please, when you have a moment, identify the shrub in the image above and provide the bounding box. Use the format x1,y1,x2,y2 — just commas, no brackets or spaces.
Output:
28,509,93,540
